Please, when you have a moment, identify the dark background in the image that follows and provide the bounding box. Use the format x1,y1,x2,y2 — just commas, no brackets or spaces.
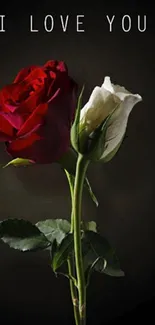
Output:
0,1,154,324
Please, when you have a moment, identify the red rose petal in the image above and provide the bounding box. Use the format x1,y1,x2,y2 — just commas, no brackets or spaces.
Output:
47,88,60,103
0,78,45,115
7,133,41,151
0,112,23,130
3,59,78,164
6,124,70,164
49,71,56,79
16,69,47,113
0,132,14,141
14,65,38,83
17,123,42,139
0,84,20,112
17,103,48,137
44,60,67,73
56,61,67,72
0,114,14,137
1,68,47,114
24,67,47,84
43,60,57,70
18,87,44,113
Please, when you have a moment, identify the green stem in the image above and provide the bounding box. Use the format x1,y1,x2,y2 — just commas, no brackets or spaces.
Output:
73,154,89,325
67,255,79,325
65,170,80,325
65,171,74,232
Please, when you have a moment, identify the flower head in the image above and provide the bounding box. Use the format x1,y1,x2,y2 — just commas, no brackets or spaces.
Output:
72,77,142,162
0,60,77,163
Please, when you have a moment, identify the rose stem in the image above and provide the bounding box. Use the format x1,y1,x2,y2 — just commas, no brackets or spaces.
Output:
65,171,80,325
73,154,89,325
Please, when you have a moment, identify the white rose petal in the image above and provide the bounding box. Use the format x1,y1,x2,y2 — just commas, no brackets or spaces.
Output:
101,92,142,161
80,76,142,161
80,85,119,133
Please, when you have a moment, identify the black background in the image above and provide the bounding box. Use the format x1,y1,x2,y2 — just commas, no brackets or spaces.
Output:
0,1,154,324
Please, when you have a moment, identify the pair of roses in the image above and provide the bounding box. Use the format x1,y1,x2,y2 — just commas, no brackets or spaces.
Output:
0,59,143,325
0,59,142,165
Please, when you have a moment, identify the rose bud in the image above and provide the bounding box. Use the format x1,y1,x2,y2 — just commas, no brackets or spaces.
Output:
72,77,142,162
0,60,77,164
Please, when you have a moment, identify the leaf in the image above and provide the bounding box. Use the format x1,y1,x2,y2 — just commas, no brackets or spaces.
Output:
85,257,107,287
71,86,85,152
87,221,97,232
58,149,98,208
0,218,50,251
60,160,99,208
62,158,98,207
55,270,77,286
3,158,35,168
51,233,74,272
50,245,77,285
36,219,71,244
50,238,58,262
82,231,124,277
82,221,97,232
53,260,77,286
84,178,99,207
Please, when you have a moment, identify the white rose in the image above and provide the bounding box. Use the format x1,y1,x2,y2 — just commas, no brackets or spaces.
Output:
80,76,142,161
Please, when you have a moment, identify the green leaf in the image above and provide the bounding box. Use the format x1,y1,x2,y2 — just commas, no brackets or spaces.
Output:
50,244,77,285
84,178,98,207
52,233,74,272
36,219,71,244
0,218,50,251
58,148,98,208
3,158,35,168
82,231,124,277
87,221,97,232
59,153,99,207
85,257,107,287
50,238,58,263
71,86,85,152
82,221,97,232
55,270,77,286
53,261,77,286
62,157,98,207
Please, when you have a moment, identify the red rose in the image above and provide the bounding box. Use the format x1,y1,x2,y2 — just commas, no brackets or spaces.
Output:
0,60,77,163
